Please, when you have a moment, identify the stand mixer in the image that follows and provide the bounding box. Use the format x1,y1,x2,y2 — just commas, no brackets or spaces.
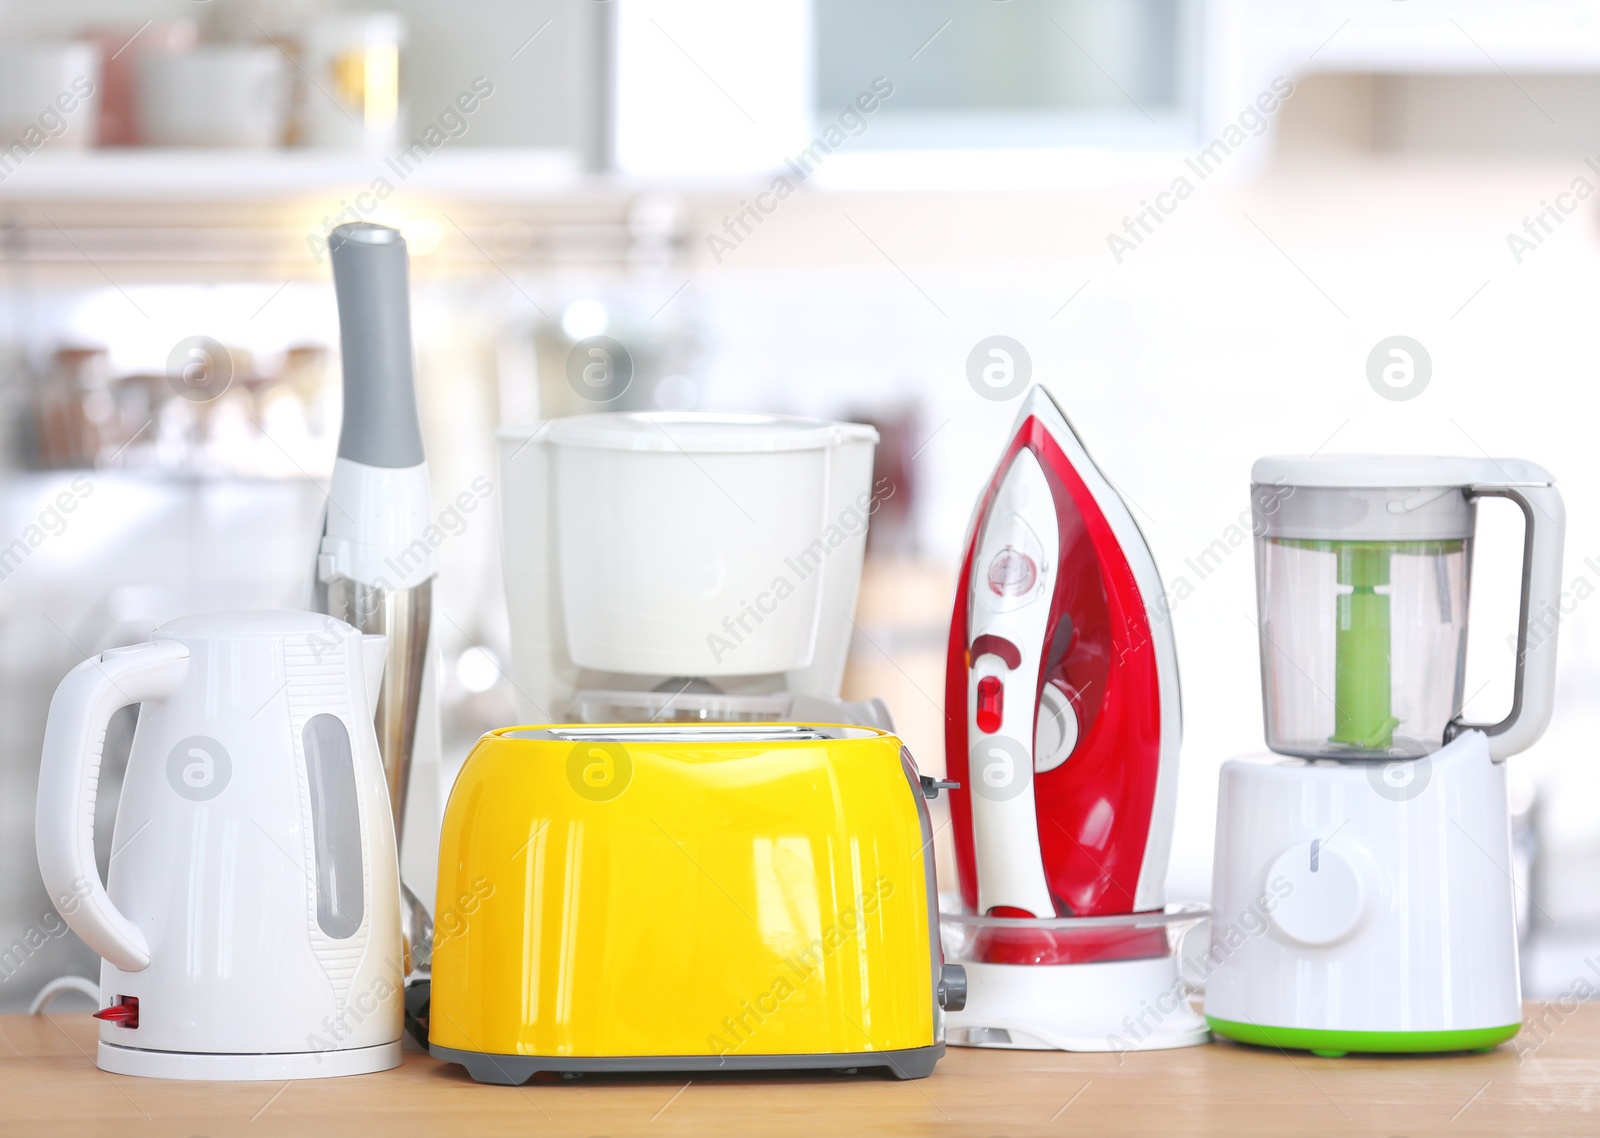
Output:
1205,456,1564,1055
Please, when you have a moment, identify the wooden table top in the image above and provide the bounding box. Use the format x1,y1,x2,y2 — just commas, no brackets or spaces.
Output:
4,1006,1596,1136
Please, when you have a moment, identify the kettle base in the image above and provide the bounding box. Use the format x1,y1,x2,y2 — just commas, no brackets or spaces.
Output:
430,1042,944,1083
98,1039,402,1081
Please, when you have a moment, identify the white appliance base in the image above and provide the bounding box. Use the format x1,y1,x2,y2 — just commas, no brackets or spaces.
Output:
946,956,1208,1052
1202,731,1522,1042
98,1040,402,1080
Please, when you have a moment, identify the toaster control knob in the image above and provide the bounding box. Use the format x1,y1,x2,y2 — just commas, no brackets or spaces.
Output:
938,964,968,1012
1266,839,1365,947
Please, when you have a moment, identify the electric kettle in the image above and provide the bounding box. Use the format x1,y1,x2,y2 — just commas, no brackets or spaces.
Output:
36,610,405,1080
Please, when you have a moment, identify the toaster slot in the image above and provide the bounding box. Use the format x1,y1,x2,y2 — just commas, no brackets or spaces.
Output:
509,724,880,744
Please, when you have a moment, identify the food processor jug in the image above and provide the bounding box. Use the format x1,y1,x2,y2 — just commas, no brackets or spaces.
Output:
1251,456,1564,762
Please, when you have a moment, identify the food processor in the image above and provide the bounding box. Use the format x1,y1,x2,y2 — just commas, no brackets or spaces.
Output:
1205,456,1563,1055
496,412,887,726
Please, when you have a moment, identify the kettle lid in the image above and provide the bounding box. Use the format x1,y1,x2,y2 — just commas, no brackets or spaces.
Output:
155,610,356,640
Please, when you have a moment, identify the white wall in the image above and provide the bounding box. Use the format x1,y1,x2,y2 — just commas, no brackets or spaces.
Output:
666,155,1600,914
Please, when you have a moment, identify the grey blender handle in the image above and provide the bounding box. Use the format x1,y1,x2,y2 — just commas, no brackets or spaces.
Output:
329,223,424,468
1445,482,1565,760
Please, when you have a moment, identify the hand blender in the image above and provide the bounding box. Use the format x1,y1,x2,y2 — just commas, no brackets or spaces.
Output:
313,222,438,977
941,386,1207,1052
1205,456,1563,1055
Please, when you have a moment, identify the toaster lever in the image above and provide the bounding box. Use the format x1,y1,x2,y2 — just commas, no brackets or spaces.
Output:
920,775,959,799
938,964,967,1012
403,979,431,1049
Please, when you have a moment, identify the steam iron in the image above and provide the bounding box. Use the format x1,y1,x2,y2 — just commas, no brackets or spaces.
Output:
940,386,1207,1052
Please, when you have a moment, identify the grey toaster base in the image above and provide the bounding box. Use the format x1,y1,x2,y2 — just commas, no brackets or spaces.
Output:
431,1042,945,1083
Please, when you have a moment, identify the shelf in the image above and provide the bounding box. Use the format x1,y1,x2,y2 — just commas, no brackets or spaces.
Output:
0,147,584,202
0,148,672,280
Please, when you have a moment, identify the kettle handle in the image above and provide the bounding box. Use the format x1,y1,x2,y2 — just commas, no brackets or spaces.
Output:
1447,483,1565,760
36,640,190,973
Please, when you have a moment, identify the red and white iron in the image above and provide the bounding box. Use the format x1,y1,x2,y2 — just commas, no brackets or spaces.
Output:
940,386,1207,1051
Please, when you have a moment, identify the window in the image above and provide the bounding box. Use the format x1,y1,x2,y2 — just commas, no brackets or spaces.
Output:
814,0,1198,148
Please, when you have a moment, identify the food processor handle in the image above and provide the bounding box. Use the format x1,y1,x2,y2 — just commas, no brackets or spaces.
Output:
35,640,191,973
1447,483,1565,760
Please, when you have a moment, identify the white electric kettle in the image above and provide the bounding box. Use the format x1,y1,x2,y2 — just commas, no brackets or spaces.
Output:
36,610,404,1080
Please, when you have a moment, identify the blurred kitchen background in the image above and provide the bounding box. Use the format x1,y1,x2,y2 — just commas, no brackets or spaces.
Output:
4,0,1600,1007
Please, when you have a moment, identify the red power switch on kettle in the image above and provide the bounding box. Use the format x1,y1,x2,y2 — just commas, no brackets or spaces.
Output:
93,996,139,1029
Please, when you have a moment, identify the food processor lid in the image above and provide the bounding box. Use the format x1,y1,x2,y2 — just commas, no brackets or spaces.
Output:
1252,455,1554,489
540,412,879,454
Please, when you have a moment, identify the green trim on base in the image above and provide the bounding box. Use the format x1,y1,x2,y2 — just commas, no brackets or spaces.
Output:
1206,1017,1520,1056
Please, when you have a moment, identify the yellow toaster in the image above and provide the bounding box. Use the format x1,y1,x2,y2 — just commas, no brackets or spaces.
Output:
427,723,964,1082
